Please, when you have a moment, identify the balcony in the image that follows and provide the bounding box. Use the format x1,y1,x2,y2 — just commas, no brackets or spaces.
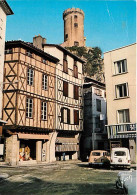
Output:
106,123,137,139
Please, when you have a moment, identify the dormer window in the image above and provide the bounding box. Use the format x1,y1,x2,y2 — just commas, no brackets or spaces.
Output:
5,49,12,54
26,50,32,57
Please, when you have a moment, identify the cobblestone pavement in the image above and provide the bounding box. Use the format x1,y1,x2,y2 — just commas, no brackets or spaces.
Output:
0,160,123,195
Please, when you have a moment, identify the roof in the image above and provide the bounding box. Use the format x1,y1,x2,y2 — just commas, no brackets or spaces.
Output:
0,0,14,15
5,40,59,63
83,77,105,89
104,43,136,54
43,44,85,63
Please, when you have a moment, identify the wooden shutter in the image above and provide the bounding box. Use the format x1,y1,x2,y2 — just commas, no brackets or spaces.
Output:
74,85,79,100
74,110,79,125
67,109,70,124
74,65,78,78
63,81,68,97
61,107,64,122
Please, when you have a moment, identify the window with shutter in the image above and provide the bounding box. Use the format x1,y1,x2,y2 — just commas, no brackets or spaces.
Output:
73,60,78,78
74,85,79,100
63,81,68,97
74,110,79,125
63,54,68,73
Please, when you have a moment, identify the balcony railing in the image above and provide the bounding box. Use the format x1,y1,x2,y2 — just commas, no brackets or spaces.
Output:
106,123,137,139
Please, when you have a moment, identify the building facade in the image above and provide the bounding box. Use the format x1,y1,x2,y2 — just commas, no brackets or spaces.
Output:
80,77,108,160
2,40,59,165
61,8,86,47
104,43,136,163
41,41,84,160
0,0,13,159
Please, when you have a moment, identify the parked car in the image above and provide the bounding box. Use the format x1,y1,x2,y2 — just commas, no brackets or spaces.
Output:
110,147,131,169
88,150,110,168
116,169,136,194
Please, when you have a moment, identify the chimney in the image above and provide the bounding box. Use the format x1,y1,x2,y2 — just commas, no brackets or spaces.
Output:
33,35,46,50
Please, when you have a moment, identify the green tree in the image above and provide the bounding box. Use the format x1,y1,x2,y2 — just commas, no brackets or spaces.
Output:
66,46,104,82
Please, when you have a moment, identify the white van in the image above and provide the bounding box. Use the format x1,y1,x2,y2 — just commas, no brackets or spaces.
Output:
110,147,131,169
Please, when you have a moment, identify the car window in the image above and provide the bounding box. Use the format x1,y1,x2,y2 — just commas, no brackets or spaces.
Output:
92,152,101,156
114,151,126,156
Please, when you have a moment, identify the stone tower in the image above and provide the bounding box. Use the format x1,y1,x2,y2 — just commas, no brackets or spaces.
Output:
61,8,86,47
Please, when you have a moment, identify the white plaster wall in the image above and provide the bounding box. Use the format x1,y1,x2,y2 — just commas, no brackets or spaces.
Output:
0,7,6,119
104,44,136,125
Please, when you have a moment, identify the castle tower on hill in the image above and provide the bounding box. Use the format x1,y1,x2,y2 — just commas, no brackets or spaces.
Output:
61,8,86,47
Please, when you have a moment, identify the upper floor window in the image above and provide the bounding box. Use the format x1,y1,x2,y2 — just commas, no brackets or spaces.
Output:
26,50,32,58
74,41,79,46
41,101,47,120
26,98,33,118
96,99,101,112
115,83,128,98
27,68,34,86
73,60,78,78
42,58,47,64
74,15,78,19
74,110,79,125
63,54,68,73
74,85,79,100
65,34,68,40
63,81,68,97
61,107,70,124
42,74,48,90
114,59,127,75
117,109,130,123
74,23,78,28
5,49,12,54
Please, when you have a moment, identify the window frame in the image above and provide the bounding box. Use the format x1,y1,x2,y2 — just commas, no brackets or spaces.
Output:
114,59,127,75
42,73,48,91
61,107,70,124
41,101,47,120
96,99,101,112
26,97,33,118
117,109,130,124
27,68,34,86
115,83,129,98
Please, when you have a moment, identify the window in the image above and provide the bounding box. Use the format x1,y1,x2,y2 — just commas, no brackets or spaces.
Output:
5,49,12,54
26,98,33,118
65,34,68,40
74,15,78,19
94,88,102,96
73,60,78,78
118,109,130,123
74,23,78,27
63,81,68,97
26,50,32,57
96,99,101,112
27,68,34,86
115,83,128,98
74,110,79,125
63,54,68,73
114,59,127,75
74,41,79,46
114,151,126,156
74,85,79,100
92,152,101,156
42,58,47,64
41,101,47,120
61,107,70,124
42,74,48,90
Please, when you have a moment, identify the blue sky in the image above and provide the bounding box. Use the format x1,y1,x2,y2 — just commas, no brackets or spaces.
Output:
6,0,136,53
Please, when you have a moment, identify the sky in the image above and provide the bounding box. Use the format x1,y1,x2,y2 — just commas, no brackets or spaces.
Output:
6,0,136,54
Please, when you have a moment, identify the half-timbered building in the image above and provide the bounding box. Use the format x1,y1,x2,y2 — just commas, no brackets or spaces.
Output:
2,40,59,165
43,43,85,160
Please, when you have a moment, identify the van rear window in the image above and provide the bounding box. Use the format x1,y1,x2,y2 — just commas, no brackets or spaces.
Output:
114,151,126,156
92,152,101,156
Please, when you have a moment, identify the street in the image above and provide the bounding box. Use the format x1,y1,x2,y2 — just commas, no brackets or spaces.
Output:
0,160,122,195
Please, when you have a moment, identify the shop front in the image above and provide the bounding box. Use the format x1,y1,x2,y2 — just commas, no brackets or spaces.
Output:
55,137,79,161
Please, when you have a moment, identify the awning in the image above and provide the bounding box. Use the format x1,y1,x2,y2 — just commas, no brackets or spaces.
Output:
18,133,49,140
56,137,79,144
